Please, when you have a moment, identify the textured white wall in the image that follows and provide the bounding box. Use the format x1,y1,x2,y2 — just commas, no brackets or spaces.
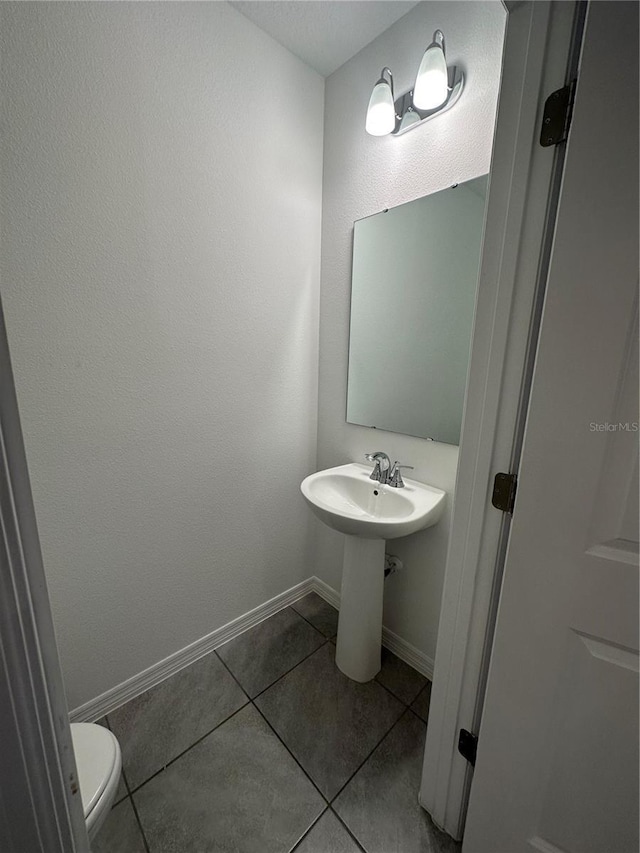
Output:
0,2,324,709
316,2,506,661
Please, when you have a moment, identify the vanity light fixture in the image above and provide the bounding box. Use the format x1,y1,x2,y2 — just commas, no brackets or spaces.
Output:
365,29,464,137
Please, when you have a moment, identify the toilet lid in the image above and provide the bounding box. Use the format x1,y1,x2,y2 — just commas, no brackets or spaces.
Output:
70,723,119,819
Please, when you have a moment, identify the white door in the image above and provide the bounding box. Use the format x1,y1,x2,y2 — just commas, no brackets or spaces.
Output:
463,2,639,852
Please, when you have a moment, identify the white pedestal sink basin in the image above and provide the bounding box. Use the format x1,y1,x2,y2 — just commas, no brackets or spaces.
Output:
301,463,446,682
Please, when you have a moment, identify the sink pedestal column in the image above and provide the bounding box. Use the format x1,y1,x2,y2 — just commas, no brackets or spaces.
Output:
335,536,385,682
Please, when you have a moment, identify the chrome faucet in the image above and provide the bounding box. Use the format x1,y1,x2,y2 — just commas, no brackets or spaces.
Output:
365,452,391,484
365,453,414,488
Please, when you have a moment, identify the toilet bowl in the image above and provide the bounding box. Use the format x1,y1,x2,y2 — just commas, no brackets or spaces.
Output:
71,722,122,841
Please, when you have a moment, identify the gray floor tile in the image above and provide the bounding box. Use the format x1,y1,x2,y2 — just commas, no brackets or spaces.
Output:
91,797,147,853
255,643,404,799
134,704,324,853
334,712,460,853
411,682,432,723
294,810,362,853
376,648,428,705
291,592,339,638
217,607,326,698
107,651,248,790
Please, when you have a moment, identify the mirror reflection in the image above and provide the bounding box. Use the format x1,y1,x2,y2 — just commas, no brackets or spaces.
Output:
346,175,488,445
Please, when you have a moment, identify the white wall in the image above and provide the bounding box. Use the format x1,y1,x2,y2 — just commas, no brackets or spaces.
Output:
316,2,506,662
0,2,324,709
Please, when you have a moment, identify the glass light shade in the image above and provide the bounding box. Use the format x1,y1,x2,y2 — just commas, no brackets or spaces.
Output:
399,108,421,132
365,80,396,136
413,44,448,110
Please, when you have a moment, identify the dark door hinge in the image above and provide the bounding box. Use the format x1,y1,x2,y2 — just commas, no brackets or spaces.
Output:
458,729,478,766
492,472,517,514
540,80,576,147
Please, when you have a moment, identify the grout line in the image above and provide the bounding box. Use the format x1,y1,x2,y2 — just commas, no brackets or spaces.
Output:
279,605,327,641
287,807,330,853
289,606,336,641
407,704,430,726
330,807,369,853
126,700,250,797
373,674,414,708
407,682,432,724
212,649,256,697
251,702,330,806
290,594,339,639
221,635,330,704
120,768,132,802
249,638,330,702
373,672,429,710
328,707,411,806
127,793,152,853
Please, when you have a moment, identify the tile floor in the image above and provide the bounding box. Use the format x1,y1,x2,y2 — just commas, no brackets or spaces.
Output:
93,593,458,853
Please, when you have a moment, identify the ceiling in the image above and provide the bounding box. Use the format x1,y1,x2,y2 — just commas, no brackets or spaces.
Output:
229,1,422,77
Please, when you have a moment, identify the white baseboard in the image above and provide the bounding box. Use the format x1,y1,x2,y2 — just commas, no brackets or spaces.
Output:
71,574,433,722
311,577,434,680
70,577,315,723
311,575,340,610
381,625,434,680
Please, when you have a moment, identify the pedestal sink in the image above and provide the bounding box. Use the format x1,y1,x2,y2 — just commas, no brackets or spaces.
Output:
301,462,446,682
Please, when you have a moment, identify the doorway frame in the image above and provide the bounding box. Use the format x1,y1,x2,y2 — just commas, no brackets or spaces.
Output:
420,0,582,840
0,301,90,852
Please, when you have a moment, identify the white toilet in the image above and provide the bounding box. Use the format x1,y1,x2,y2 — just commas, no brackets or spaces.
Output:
71,722,122,841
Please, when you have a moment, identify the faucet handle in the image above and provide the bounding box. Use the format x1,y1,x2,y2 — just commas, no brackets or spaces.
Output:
389,462,414,488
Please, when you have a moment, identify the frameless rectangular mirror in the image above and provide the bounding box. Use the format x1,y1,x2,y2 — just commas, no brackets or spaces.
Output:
346,175,488,445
